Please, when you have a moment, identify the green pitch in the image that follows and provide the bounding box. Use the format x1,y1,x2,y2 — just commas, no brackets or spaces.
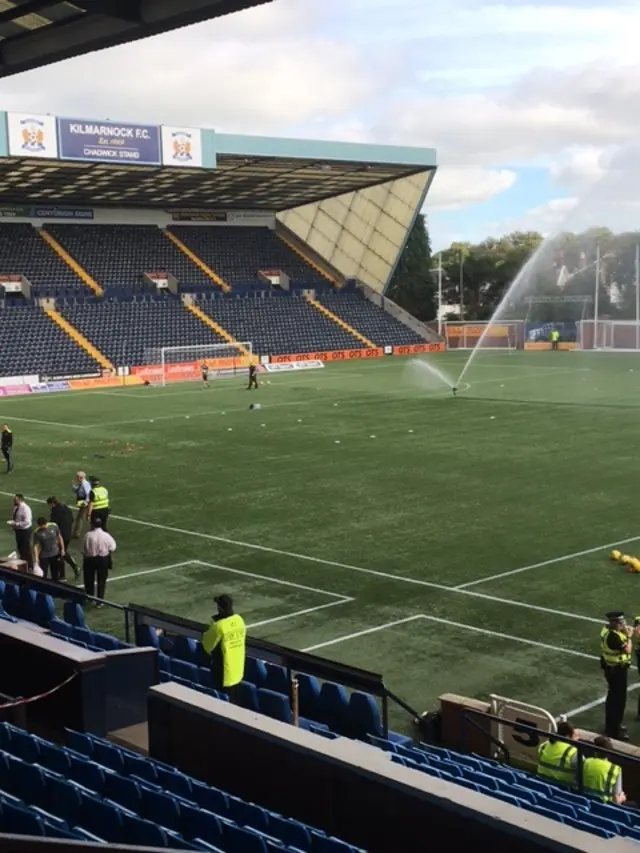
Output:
2,350,640,737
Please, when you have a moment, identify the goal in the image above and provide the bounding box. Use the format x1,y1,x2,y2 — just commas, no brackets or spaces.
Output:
443,321,521,351
142,342,254,386
577,320,640,352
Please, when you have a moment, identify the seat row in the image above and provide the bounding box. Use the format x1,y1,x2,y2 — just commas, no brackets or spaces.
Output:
0,722,363,852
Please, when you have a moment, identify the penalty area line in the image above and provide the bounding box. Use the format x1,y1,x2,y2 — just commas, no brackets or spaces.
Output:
560,683,640,719
455,533,640,590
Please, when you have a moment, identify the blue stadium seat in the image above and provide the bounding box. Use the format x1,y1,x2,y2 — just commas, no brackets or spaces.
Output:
223,822,269,853
297,673,321,719
49,618,72,638
245,657,268,687
228,798,270,833
81,793,125,842
0,799,45,836
258,689,293,724
140,787,182,832
236,681,260,713
103,772,142,813
33,593,56,626
172,659,200,683
317,683,350,734
264,664,289,696
63,601,85,627
181,803,224,845
3,584,20,617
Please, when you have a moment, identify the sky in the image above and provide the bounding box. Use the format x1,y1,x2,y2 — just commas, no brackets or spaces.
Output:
1,0,640,250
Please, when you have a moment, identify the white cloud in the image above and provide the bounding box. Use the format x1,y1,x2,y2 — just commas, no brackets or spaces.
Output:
427,167,517,211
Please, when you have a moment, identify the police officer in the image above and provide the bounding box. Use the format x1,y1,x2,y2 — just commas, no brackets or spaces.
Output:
537,720,579,786
1,425,13,473
201,594,247,701
601,611,632,741
550,328,560,350
88,476,110,531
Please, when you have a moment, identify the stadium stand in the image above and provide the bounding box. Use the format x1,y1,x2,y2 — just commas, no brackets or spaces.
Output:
45,224,215,293
315,291,425,348
0,304,101,377
59,295,230,367
169,226,329,289
0,223,90,296
195,292,365,356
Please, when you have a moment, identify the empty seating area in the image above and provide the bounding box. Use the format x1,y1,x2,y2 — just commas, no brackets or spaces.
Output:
60,296,228,366
316,292,425,348
0,305,99,377
0,722,365,851
46,224,213,292
0,223,89,296
169,226,327,289
381,737,640,842
196,293,361,355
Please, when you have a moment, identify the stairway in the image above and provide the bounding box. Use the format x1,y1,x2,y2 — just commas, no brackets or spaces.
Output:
45,309,114,371
39,229,103,295
184,303,253,359
164,230,231,292
304,295,376,349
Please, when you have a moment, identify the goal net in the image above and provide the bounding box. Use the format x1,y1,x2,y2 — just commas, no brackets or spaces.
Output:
142,343,253,386
577,320,640,352
443,321,521,350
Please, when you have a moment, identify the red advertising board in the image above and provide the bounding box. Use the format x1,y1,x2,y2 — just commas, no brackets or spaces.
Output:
392,343,445,356
271,348,384,364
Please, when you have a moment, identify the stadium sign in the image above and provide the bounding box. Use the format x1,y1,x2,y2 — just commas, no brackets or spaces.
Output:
57,118,161,165
7,113,58,159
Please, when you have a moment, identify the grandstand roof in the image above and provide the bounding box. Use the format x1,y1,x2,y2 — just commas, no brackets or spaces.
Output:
0,131,436,212
0,0,269,78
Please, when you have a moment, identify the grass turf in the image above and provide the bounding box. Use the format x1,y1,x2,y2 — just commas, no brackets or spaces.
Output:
1,349,640,737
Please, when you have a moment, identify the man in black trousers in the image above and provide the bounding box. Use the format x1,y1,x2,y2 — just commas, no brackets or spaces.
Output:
1,425,13,473
47,496,80,581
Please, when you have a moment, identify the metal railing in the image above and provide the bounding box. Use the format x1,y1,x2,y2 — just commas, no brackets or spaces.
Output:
461,708,640,796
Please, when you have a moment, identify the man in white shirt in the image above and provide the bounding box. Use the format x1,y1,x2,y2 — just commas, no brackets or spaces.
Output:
72,471,92,539
9,494,33,568
82,517,116,605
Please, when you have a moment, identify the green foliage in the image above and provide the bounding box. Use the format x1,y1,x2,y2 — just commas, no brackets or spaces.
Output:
386,213,436,321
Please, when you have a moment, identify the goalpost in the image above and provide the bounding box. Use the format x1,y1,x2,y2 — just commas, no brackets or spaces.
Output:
142,342,254,386
443,321,521,351
577,320,640,352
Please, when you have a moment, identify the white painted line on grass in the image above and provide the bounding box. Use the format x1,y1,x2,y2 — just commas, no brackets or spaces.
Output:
303,613,596,662
194,560,351,602
561,683,640,719
0,415,86,429
416,614,597,661
106,561,196,583
248,598,352,630
0,490,604,625
302,615,424,652
455,534,640,590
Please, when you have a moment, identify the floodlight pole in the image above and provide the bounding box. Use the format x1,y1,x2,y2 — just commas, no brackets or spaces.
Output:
594,245,600,347
636,243,640,351
431,254,444,337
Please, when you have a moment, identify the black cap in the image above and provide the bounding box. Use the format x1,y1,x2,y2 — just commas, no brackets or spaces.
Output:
46,496,57,504
606,611,625,621
215,594,233,614
90,476,100,486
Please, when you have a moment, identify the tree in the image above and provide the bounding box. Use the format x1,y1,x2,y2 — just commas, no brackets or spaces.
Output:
386,214,436,321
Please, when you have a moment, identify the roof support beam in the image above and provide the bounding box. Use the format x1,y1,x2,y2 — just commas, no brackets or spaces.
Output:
0,0,57,24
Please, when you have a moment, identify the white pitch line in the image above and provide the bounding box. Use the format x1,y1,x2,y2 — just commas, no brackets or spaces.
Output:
302,615,424,652
416,614,597,661
455,534,640,590
194,560,350,601
561,683,640,719
0,490,605,625
106,561,197,583
0,415,86,429
248,598,352,630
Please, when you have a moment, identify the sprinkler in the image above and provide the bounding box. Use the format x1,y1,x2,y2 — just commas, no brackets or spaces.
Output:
452,386,457,397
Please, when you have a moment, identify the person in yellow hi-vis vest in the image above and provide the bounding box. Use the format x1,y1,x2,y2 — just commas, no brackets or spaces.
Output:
202,594,247,701
601,611,632,741
550,328,560,350
537,721,579,786
581,736,626,804
88,476,110,532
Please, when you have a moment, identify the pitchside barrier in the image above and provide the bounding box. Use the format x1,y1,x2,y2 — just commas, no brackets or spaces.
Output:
0,344,447,394
439,691,640,803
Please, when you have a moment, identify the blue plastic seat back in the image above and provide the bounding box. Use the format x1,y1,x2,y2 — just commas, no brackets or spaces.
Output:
136,623,160,648
156,766,193,801
257,688,292,724
81,793,124,843
124,752,159,783
236,681,260,713
38,742,71,777
71,625,92,645
46,777,83,826
181,803,224,844
19,586,37,621
65,729,93,757
172,659,199,683
123,813,169,848
192,782,229,817
1,800,45,836
228,797,269,832
3,583,20,616
140,787,182,832
270,813,310,849
297,673,321,719
92,631,119,651
317,683,350,734
9,728,41,764
173,636,198,663
348,692,382,739
63,600,85,627
223,823,268,853
198,667,213,689
102,772,141,813
264,664,289,696
92,740,125,772
244,657,267,687
34,593,56,627
10,757,46,804
49,618,72,638
68,754,107,793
